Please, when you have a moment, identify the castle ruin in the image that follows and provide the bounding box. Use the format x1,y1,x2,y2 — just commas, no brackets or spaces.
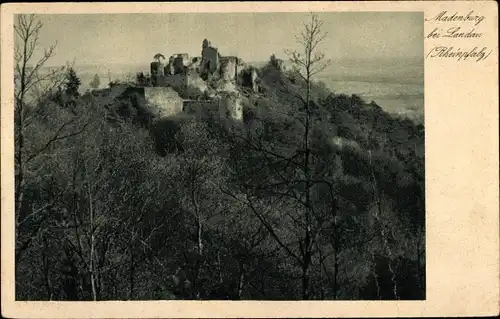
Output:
201,39,219,74
143,39,258,121
152,39,247,86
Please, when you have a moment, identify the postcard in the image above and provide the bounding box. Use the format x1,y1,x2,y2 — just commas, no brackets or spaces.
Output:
1,1,498,318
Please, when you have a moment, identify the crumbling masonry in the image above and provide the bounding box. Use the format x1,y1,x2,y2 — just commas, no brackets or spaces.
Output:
145,39,258,121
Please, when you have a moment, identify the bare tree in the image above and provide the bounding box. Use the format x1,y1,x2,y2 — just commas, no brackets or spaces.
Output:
174,120,228,299
226,13,332,300
14,14,87,265
284,12,331,299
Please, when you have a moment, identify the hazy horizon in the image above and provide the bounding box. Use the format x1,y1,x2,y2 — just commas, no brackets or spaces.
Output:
22,12,423,67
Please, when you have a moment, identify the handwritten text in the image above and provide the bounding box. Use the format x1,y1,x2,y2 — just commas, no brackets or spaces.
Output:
425,10,491,62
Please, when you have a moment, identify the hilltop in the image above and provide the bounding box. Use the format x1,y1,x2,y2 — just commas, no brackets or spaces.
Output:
86,51,424,161
65,57,423,124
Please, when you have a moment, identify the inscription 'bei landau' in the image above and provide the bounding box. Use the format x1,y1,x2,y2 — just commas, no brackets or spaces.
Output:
425,10,492,62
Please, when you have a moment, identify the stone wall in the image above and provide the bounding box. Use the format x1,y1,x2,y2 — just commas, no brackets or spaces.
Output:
182,96,245,121
250,68,259,92
201,46,219,74
156,73,208,92
187,57,202,73
186,72,208,92
151,61,165,86
150,61,165,76
172,57,184,74
144,87,184,118
156,74,188,89
177,53,190,66
173,54,189,74
220,57,239,81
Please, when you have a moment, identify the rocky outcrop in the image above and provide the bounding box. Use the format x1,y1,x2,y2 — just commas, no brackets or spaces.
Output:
220,56,244,82
274,58,285,71
218,92,245,121
238,67,259,92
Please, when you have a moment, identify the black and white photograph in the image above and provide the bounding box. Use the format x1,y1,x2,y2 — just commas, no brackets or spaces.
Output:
12,11,426,301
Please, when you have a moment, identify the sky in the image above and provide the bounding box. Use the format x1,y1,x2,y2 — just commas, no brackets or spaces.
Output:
21,12,423,67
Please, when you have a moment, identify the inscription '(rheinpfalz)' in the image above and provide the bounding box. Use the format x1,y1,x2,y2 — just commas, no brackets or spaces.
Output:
425,10,492,62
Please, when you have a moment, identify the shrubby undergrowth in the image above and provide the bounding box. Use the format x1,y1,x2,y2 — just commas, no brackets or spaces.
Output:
15,59,425,300
15,13,424,301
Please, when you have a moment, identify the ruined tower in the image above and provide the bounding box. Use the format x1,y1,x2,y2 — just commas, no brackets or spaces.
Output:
201,39,219,74
150,61,165,86
202,38,210,49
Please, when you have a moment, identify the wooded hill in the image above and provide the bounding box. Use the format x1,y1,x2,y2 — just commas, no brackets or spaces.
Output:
14,14,425,301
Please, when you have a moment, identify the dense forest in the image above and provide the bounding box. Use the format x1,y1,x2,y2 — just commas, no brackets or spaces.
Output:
14,14,425,300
